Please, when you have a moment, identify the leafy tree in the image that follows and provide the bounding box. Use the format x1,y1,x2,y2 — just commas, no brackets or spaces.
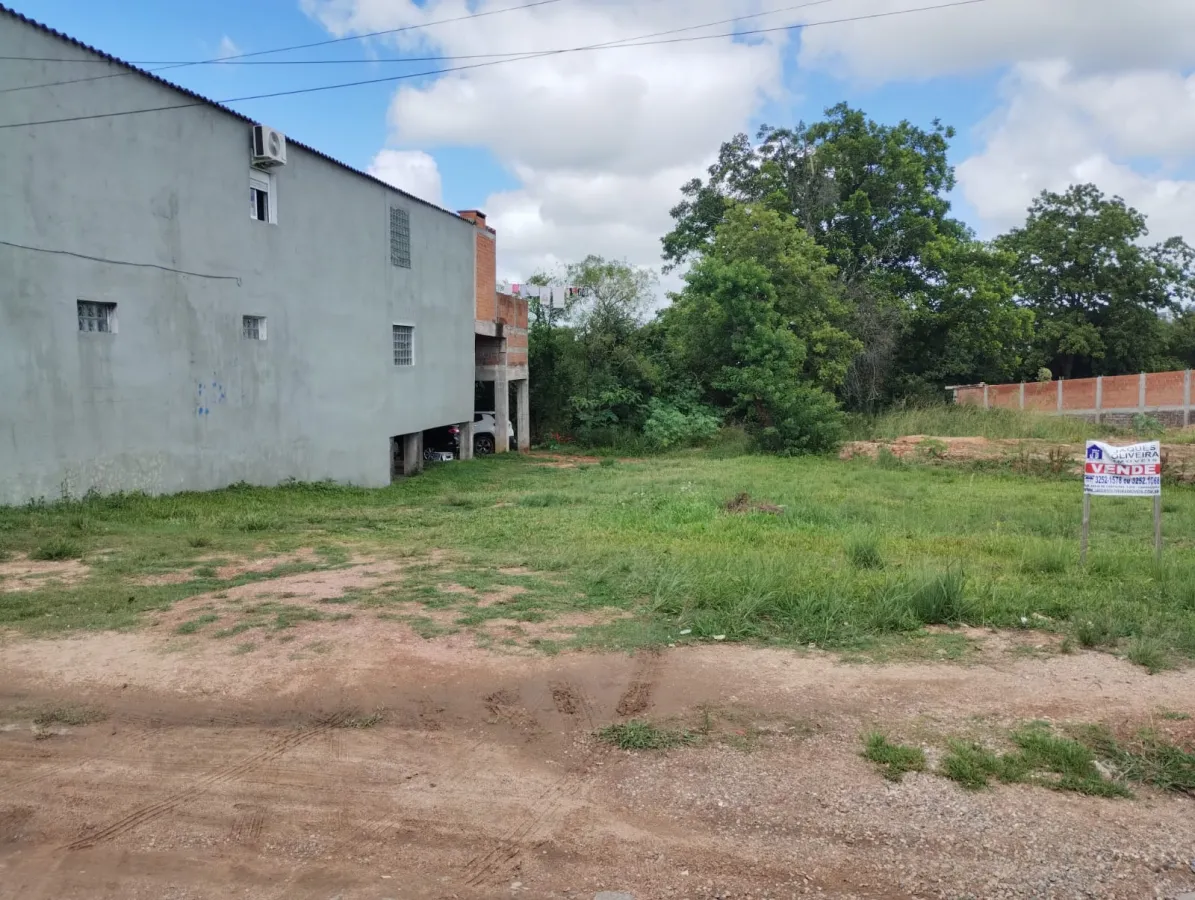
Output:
662,211,846,454
997,184,1195,378
662,103,967,289
897,237,1033,394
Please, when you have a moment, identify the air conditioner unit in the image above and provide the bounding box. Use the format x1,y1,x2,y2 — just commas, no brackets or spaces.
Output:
252,125,287,167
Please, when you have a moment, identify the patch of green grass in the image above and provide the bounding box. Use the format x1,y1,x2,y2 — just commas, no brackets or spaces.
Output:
1157,709,1190,721
1125,635,1173,673
1073,725,1195,795
862,732,926,782
341,709,385,728
187,535,213,548
29,538,82,561
1,450,1193,660
175,613,219,635
32,703,107,726
231,642,256,655
213,622,256,639
940,740,1030,790
598,720,697,751
1011,724,1131,798
846,532,884,570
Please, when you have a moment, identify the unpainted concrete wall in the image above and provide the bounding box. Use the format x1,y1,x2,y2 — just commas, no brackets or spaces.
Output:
0,15,475,504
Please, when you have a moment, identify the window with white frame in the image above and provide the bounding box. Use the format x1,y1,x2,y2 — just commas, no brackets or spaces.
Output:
392,324,414,366
250,169,276,224
77,300,116,333
390,206,411,268
242,315,267,340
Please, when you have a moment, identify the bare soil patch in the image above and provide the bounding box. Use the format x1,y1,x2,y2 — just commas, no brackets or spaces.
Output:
0,554,89,593
1,629,1192,899
213,547,321,580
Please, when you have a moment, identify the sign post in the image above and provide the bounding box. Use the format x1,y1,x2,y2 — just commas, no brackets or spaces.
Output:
1082,440,1162,564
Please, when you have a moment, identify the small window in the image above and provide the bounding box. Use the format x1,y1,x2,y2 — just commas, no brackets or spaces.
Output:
250,169,275,224
390,206,411,268
78,300,115,333
392,324,414,366
242,315,266,340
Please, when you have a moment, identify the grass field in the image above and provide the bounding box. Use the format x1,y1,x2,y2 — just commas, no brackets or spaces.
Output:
847,404,1191,442
1,450,1194,668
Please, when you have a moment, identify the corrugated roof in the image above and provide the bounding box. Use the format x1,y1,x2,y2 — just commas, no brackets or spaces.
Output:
0,3,468,223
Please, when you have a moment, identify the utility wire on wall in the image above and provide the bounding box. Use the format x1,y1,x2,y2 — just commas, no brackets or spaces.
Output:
0,0,991,131
0,240,243,285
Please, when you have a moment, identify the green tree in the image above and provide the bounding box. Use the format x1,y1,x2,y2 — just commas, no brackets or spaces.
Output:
662,207,846,453
662,103,967,289
897,237,1033,394
997,184,1195,378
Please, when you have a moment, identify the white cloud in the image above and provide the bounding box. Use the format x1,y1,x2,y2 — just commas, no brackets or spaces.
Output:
217,35,241,60
797,0,1195,82
958,63,1195,243
302,0,1195,284
302,0,796,282
367,149,444,207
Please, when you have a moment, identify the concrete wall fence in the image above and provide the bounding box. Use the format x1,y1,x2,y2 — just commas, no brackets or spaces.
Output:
955,371,1195,428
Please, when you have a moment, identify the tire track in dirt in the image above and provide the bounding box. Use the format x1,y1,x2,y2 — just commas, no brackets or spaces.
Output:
64,712,349,850
462,654,663,888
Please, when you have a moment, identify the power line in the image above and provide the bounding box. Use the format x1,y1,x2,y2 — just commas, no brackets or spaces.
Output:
0,0,569,95
0,0,991,131
0,0,844,69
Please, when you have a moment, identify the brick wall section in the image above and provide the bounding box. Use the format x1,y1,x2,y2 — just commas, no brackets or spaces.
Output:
1063,378,1098,411
954,369,1193,420
459,210,496,322
1023,381,1056,411
1100,374,1139,409
495,292,528,366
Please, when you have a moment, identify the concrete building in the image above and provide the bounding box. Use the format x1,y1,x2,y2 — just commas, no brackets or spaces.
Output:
0,6,506,506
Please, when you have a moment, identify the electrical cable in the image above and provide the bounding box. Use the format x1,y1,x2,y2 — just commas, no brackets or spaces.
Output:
0,0,843,68
0,0,569,94
0,0,991,131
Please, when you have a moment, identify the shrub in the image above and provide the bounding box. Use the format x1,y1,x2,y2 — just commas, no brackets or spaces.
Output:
642,399,721,450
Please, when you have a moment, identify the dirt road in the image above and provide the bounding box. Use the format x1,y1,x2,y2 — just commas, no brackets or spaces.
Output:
1,624,1193,899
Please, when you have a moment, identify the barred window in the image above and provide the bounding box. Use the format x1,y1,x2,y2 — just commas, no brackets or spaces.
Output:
242,315,266,340
392,324,414,366
78,301,115,333
390,206,411,268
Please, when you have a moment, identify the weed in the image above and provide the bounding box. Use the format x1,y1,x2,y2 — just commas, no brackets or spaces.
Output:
1125,636,1173,673
231,642,256,655
599,458,616,468
187,536,213,548
598,720,696,751
1011,724,1131,798
919,438,948,460
32,704,107,726
940,740,1029,790
175,613,219,635
192,565,218,579
908,568,969,626
213,622,256,639
1074,725,1195,795
30,539,82,561
342,709,385,728
1158,710,1190,721
875,446,902,469
846,532,884,570
862,732,926,782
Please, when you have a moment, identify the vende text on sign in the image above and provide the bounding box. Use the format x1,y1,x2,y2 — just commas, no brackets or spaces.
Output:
1083,441,1161,497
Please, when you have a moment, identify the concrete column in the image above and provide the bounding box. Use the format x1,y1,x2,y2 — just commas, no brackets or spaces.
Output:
1019,382,1025,410
402,432,423,476
1056,378,1064,413
1095,376,1103,424
458,420,474,461
1138,372,1147,412
494,341,510,454
1184,369,1192,428
515,379,530,452
983,384,989,409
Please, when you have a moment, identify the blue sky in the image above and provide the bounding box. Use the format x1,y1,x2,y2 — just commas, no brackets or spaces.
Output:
11,0,1194,284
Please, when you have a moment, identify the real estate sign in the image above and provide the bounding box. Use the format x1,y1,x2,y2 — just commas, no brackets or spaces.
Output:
1083,441,1162,496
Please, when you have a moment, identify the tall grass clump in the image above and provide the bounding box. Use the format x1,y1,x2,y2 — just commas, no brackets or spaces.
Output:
846,532,884,570
907,567,969,625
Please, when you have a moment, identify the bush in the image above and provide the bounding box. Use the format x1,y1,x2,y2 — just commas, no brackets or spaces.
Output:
753,382,845,456
642,399,721,450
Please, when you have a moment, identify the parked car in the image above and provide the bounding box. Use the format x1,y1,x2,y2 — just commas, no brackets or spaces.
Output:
470,411,514,456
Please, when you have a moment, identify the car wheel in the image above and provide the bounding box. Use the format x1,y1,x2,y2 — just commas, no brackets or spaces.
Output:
474,434,495,456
